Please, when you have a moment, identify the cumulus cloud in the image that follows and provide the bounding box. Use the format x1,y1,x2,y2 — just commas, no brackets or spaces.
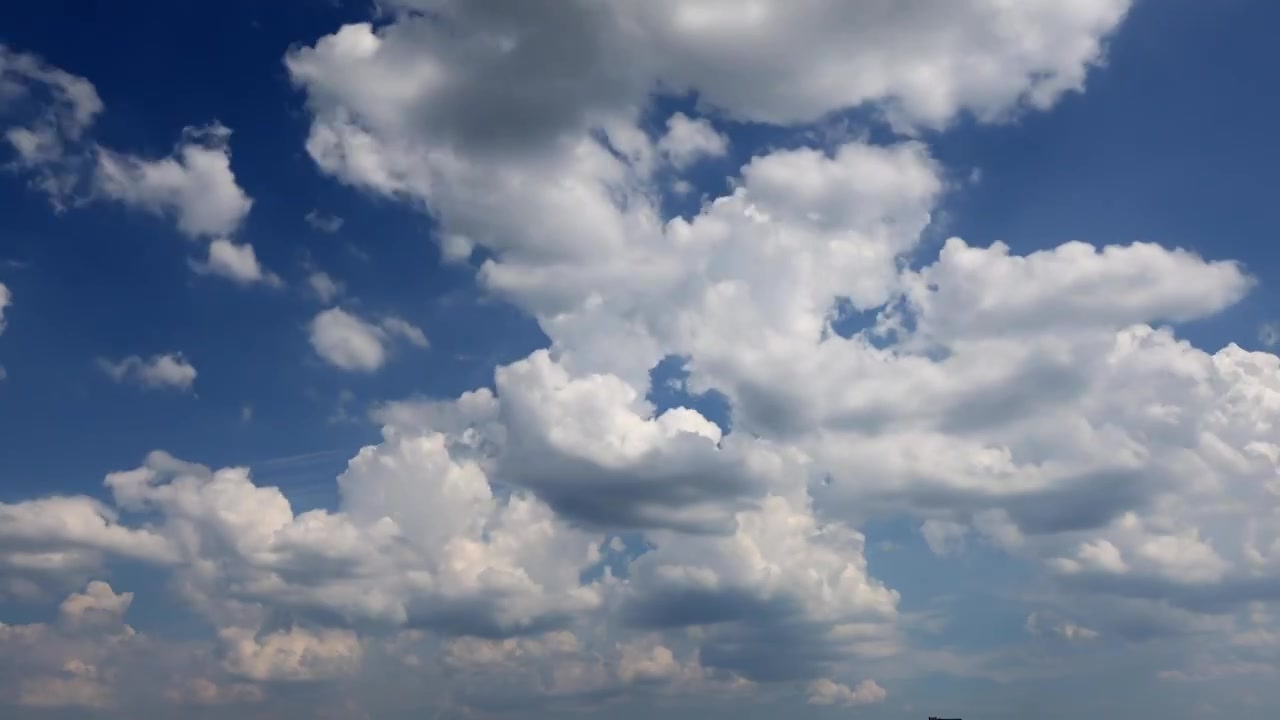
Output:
191,237,282,287
657,112,727,168
59,581,133,630
94,123,252,239
3,46,273,291
270,1,1280,703
12,0,1280,714
309,307,427,372
0,581,140,709
97,352,197,391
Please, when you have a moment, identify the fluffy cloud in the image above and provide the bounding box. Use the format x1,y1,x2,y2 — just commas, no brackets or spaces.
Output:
290,0,1132,158
657,112,727,168
220,627,363,682
59,581,133,630
0,581,138,709
308,270,344,304
0,44,102,207
308,307,427,372
192,237,281,287
94,123,252,239
98,352,197,391
0,495,176,587
10,0,1280,714
3,48,274,292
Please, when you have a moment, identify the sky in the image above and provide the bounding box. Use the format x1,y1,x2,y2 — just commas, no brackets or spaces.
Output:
1,0,1279,718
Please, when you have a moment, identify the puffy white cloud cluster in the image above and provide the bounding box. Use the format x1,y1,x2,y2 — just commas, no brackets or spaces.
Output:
12,0,1280,714
0,581,137,709
1,47,276,288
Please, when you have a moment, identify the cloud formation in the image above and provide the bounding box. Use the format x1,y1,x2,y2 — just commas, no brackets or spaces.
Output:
97,353,197,391
12,0,1280,716
308,307,427,372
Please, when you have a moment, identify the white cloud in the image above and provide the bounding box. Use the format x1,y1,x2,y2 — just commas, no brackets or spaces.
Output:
806,678,887,706
94,123,252,239
0,281,10,334
657,112,727,168
0,495,176,584
308,270,343,303
13,1,1280,713
305,208,344,233
192,238,281,287
268,0,1274,694
0,44,102,208
220,627,363,682
59,581,133,631
379,316,428,347
98,352,197,391
309,307,388,372
0,45,101,137
309,307,426,372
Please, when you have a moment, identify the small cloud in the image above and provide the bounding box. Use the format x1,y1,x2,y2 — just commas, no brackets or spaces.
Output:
309,308,386,372
304,209,344,233
657,112,728,168
806,678,887,706
0,281,11,334
307,270,343,304
190,238,281,287
380,316,428,348
921,518,968,556
308,308,428,373
328,388,358,425
240,404,253,423
97,352,196,391
1026,612,1100,642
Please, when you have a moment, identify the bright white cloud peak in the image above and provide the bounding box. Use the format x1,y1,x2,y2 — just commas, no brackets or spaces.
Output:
10,1,1280,718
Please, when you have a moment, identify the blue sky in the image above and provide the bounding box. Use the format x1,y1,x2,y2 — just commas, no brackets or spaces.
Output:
1,1,1280,718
